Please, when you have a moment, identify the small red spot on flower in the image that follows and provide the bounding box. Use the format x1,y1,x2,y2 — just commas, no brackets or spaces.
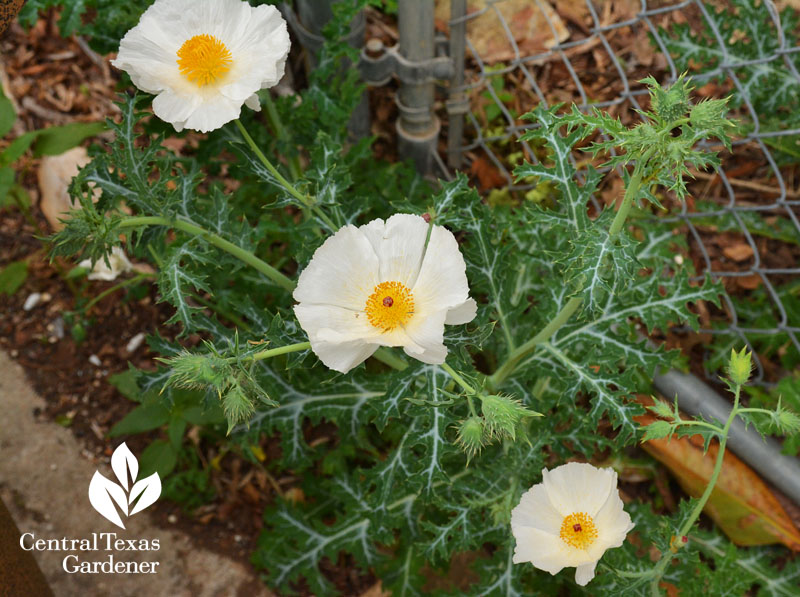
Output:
681,536,688,543
422,213,431,223
383,296,394,307
573,523,582,533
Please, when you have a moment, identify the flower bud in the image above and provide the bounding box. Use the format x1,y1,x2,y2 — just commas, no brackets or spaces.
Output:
653,80,689,123
481,394,535,441
456,416,485,462
726,347,753,386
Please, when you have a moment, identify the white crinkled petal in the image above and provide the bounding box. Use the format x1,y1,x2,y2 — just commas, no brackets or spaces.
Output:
111,0,289,132
574,562,598,586
511,527,571,573
401,309,448,364
244,94,262,111
305,337,378,374
445,298,477,325
294,304,379,345
79,247,134,282
591,485,635,555
360,214,429,287
412,222,472,316
510,482,562,536
294,225,380,311
542,462,617,518
151,90,201,130
181,93,243,133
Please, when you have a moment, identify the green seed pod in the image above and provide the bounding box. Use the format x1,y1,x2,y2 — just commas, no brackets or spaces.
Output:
455,416,484,462
726,347,753,387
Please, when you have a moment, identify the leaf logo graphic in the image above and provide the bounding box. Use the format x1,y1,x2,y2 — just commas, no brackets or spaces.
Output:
88,442,161,529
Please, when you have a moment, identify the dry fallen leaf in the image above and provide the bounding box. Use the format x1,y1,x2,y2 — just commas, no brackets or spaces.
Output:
736,273,763,290
358,583,391,597
435,0,569,64
37,146,97,230
637,412,800,550
722,243,754,262
470,155,507,191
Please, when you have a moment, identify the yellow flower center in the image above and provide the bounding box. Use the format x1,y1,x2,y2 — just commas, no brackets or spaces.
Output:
559,512,598,550
365,281,414,331
176,34,232,87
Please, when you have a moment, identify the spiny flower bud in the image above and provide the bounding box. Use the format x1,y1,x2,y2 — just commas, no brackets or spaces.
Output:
776,407,800,434
159,350,231,391
652,80,689,123
481,394,537,441
456,416,485,462
727,347,753,387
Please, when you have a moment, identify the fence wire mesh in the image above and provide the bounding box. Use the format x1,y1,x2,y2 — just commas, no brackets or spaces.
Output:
437,0,800,385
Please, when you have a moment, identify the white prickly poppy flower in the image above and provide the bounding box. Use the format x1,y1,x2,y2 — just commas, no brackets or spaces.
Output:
293,214,478,373
510,462,634,586
112,0,290,133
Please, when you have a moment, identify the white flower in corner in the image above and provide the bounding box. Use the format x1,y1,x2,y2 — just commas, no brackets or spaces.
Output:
511,462,634,586
293,214,477,373
79,247,134,281
112,0,290,133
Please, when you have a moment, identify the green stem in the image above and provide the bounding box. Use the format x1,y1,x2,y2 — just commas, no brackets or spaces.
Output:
262,93,303,181
732,407,773,416
441,362,478,395
488,296,581,390
372,347,409,371
466,395,478,418
673,420,724,433
248,341,311,362
117,216,295,292
489,149,655,391
83,272,153,313
649,384,742,596
678,384,740,538
234,119,338,233
608,154,650,236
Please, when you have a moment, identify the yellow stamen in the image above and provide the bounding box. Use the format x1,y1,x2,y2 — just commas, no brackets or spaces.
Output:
177,34,232,87
559,512,598,550
365,281,414,331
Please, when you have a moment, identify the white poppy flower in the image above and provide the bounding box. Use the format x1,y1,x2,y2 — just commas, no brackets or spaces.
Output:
112,0,290,133
293,214,478,373
79,247,135,281
511,462,634,586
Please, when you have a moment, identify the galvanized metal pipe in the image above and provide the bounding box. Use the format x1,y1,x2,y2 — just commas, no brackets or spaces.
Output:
447,0,467,169
291,0,370,139
396,0,440,173
653,369,800,506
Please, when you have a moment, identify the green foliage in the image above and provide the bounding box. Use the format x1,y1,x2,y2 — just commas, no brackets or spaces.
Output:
0,260,28,295
658,0,800,121
42,2,780,593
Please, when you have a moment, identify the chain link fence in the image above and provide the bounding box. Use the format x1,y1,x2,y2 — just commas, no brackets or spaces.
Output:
286,0,800,385
435,0,800,385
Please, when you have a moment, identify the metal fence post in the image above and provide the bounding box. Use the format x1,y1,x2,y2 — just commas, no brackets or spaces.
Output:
446,0,467,170
396,0,440,174
288,1,370,139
